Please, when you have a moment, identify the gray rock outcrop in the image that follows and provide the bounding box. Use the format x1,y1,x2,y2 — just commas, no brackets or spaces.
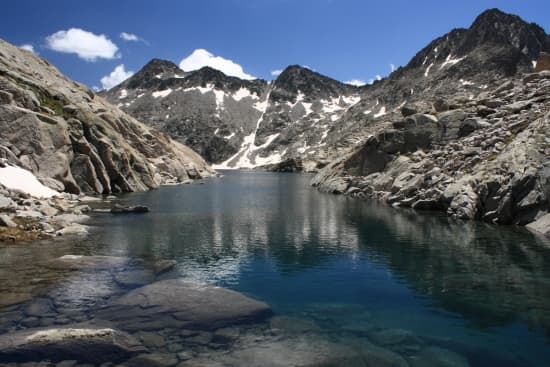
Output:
0,38,214,196
0,326,147,363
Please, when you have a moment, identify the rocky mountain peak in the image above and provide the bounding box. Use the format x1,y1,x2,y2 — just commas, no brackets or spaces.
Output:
181,66,267,94
383,7,550,105
124,58,184,90
271,65,357,103
142,58,181,74
462,8,550,59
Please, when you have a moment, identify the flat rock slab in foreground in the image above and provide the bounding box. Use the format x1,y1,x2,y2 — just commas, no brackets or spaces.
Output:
98,279,272,331
0,327,147,364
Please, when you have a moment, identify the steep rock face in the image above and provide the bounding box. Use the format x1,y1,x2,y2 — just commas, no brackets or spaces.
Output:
0,39,213,195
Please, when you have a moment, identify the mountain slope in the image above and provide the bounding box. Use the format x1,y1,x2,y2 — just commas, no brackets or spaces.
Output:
312,9,550,226
0,39,213,195
319,8,550,162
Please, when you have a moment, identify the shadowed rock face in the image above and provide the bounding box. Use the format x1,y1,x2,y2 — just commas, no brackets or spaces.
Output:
0,39,214,195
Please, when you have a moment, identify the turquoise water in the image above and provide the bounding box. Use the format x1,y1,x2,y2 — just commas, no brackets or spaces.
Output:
1,170,550,365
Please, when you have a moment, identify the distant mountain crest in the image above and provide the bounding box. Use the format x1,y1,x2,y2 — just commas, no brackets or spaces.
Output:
271,65,358,103
126,59,185,89
103,8,550,171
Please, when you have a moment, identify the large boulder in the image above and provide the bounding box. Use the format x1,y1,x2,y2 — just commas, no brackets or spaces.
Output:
437,109,467,141
0,327,147,364
97,279,272,331
526,213,550,238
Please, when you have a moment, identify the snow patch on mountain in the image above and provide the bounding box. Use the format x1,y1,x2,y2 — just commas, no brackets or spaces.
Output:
152,89,173,98
440,54,465,69
232,87,258,101
374,106,387,118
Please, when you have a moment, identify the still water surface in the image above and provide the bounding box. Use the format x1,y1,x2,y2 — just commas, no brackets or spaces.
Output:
1,171,550,366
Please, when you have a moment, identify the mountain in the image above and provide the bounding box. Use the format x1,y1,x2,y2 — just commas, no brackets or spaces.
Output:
103,9,549,174
0,39,214,195
311,9,550,227
103,62,360,170
104,8,550,228
319,8,550,159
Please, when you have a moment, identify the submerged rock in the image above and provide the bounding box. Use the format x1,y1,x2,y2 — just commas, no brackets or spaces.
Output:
152,259,177,274
97,279,272,331
114,269,155,287
110,204,150,214
0,327,147,363
0,292,33,308
178,336,372,367
411,346,471,367
44,255,130,271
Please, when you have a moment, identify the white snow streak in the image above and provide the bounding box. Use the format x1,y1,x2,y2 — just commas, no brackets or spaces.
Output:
439,54,465,69
374,106,386,118
424,63,434,77
152,89,173,98
213,92,282,169
460,79,475,86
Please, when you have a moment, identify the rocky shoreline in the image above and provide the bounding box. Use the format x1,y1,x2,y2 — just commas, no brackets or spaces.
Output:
312,70,550,235
0,183,96,242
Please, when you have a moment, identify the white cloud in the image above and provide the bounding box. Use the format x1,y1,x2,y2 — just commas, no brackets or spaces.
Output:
120,32,139,41
46,28,119,61
271,69,283,77
345,79,366,87
19,44,36,54
179,49,255,80
390,63,396,72
119,32,148,45
100,64,134,90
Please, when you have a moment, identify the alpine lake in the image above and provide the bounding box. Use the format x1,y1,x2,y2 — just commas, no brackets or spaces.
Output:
1,170,550,366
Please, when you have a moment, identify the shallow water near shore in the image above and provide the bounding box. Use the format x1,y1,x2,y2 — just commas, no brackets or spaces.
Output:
1,170,550,366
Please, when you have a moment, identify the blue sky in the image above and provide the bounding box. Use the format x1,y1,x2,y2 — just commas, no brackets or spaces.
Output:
1,0,548,89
